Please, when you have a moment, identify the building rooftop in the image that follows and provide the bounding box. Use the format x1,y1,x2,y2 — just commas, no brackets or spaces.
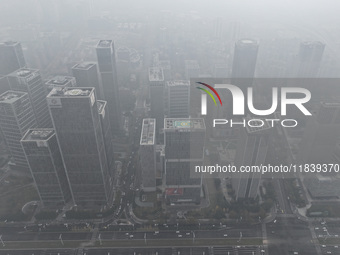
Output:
149,67,164,82
47,87,94,98
9,68,38,78
140,119,156,145
237,39,258,47
166,80,190,87
46,76,75,87
21,129,54,141
72,62,96,70
0,41,20,47
0,91,26,103
96,40,112,48
164,118,205,130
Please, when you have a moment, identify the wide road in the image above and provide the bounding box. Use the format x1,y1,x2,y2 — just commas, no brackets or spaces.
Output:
0,226,261,242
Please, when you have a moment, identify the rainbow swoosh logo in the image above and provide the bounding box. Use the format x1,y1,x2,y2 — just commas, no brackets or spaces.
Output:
196,82,222,106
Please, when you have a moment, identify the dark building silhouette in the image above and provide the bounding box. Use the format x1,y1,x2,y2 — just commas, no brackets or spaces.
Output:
7,69,52,128
95,40,121,135
0,91,37,171
0,41,26,75
47,87,114,207
21,129,72,207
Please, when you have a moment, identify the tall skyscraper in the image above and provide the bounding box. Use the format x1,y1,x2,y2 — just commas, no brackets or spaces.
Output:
149,67,165,137
72,62,103,99
21,129,72,206
297,41,325,78
0,41,26,75
7,68,52,128
233,119,271,200
231,39,259,91
164,118,205,204
96,40,121,134
139,119,157,192
166,80,190,118
298,102,340,164
0,91,37,170
47,87,114,207
45,76,76,94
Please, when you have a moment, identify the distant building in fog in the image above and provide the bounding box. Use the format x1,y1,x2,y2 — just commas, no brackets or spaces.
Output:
7,68,52,128
72,62,103,99
96,40,121,134
47,87,114,207
149,67,165,136
21,129,72,207
166,80,190,118
45,76,76,94
0,91,37,171
139,119,157,192
299,102,340,164
231,39,259,91
297,41,325,78
0,41,26,75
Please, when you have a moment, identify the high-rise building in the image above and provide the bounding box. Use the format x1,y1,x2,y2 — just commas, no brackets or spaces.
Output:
45,76,76,94
96,40,121,134
7,69,52,128
0,91,37,170
149,67,165,136
97,100,115,178
231,39,259,91
166,80,190,118
185,60,200,80
164,118,205,204
297,41,325,78
139,119,157,192
298,102,340,164
232,119,271,200
72,62,103,99
47,87,114,207
21,129,72,207
0,41,26,75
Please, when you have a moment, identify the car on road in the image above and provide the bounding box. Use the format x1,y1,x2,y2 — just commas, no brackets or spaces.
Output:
223,234,228,237
178,235,182,238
